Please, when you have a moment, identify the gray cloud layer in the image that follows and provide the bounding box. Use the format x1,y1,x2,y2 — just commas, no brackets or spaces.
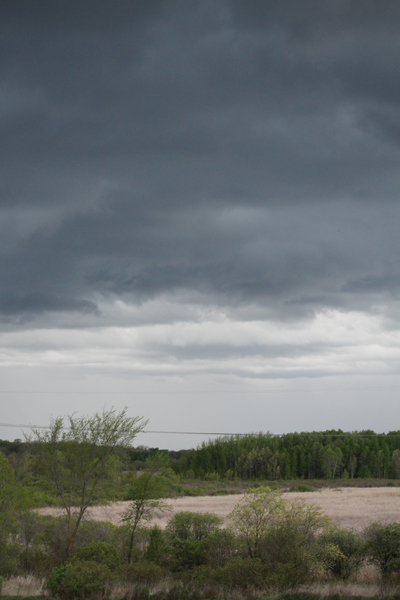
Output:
1,0,400,323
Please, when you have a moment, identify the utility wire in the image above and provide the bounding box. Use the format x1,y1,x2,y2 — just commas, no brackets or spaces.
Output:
0,422,399,436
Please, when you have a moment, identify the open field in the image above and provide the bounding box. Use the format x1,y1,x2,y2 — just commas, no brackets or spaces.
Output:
40,487,400,530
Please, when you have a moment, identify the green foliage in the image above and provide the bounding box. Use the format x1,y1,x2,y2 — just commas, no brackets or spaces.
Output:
364,522,400,575
47,561,110,599
144,526,168,564
71,540,120,570
318,527,364,579
0,451,16,529
211,557,266,589
258,520,318,589
166,511,223,571
122,560,166,585
226,487,329,588
322,445,343,479
203,528,237,567
122,454,172,563
255,499,329,588
36,515,118,575
30,407,146,557
74,519,118,548
171,430,400,481
290,484,317,492
227,486,286,558
281,498,331,537
16,509,43,573
0,541,20,577
391,449,400,478
169,537,210,571
166,511,222,542
0,454,38,577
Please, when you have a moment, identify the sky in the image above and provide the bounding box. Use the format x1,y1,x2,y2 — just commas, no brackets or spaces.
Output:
1,1,400,450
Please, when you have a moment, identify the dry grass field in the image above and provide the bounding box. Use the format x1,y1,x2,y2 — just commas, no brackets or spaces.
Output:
40,487,400,530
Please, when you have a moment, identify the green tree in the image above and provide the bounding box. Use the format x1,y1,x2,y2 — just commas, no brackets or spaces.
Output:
348,455,357,479
390,449,400,479
375,449,385,478
31,407,146,558
322,445,343,479
122,454,172,563
228,486,285,558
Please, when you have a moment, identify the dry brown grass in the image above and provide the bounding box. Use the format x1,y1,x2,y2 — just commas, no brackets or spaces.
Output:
0,574,45,596
39,487,400,530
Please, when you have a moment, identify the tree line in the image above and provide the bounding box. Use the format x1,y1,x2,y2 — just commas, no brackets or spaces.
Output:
170,430,400,480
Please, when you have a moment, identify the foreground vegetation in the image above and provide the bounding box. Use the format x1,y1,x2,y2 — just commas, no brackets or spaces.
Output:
2,409,400,598
3,491,400,599
4,485,400,599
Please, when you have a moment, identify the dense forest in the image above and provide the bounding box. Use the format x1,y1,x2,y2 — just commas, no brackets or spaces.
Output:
2,429,400,487
170,430,400,480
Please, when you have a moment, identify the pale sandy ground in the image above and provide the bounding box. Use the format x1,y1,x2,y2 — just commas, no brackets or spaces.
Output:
39,487,400,530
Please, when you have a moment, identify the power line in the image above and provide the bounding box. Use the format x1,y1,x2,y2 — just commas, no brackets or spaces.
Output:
0,423,241,435
0,422,399,436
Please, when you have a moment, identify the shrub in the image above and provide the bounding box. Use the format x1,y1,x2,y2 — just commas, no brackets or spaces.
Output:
120,526,149,564
204,529,237,567
257,521,319,589
71,540,120,570
203,472,220,481
289,484,317,492
211,557,266,589
364,522,400,576
47,561,110,599
166,511,222,542
0,541,20,577
74,520,118,547
169,537,210,571
144,526,168,565
166,512,222,571
122,560,166,585
41,516,69,565
318,527,364,579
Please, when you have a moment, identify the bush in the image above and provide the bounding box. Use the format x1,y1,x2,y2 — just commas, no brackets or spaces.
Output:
204,529,237,567
211,557,266,589
168,537,210,571
166,512,223,571
122,560,166,585
166,511,222,542
71,540,120,570
41,516,69,565
0,541,23,577
364,522,400,576
257,521,319,589
144,526,168,565
289,484,317,492
74,520,118,548
47,561,110,599
318,527,364,579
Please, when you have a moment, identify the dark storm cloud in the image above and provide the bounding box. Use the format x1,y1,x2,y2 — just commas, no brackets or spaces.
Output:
1,0,400,321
